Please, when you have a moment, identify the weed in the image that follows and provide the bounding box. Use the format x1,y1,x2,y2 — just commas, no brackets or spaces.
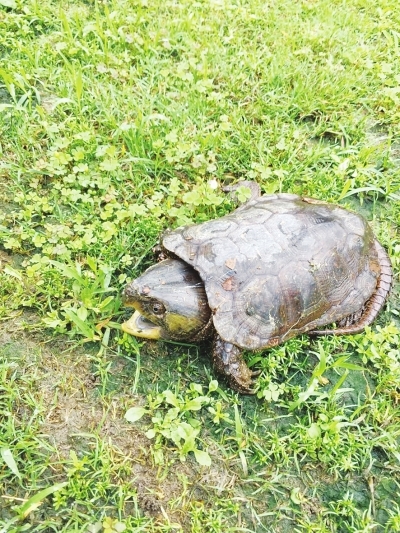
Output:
0,0,399,531
125,381,224,466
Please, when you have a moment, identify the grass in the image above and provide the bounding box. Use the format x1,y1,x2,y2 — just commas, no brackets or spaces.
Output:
0,0,399,531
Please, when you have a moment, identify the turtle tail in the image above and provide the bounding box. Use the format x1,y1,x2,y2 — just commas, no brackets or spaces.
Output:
310,240,392,336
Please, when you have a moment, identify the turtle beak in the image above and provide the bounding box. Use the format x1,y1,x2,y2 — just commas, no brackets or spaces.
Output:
121,310,162,340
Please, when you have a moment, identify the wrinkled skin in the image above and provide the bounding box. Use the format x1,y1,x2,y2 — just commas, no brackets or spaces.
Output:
122,190,392,393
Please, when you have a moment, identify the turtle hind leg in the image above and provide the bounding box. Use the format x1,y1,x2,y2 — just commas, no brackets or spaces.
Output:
222,181,261,205
212,335,256,394
310,240,393,336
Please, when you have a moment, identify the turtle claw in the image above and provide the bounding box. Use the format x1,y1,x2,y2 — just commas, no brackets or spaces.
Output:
228,374,257,395
227,373,257,395
212,335,258,394
231,368,260,392
237,384,257,395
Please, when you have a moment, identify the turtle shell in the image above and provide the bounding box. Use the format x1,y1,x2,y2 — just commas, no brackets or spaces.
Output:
162,193,380,350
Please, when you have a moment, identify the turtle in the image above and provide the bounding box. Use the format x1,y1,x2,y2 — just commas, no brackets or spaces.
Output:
122,186,392,393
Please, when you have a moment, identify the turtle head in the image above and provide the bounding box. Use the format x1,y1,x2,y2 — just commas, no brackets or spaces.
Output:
122,258,212,342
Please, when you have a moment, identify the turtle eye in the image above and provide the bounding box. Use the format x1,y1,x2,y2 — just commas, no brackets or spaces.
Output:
152,302,165,315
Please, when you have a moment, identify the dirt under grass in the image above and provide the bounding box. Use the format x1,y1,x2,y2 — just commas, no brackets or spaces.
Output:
1,313,198,526
1,307,400,532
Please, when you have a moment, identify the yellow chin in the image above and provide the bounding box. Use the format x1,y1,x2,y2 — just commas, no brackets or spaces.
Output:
121,310,162,340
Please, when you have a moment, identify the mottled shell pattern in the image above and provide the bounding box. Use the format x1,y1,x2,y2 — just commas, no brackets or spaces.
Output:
163,193,380,350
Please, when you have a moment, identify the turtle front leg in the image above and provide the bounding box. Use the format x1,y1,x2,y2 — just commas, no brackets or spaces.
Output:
212,335,256,394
